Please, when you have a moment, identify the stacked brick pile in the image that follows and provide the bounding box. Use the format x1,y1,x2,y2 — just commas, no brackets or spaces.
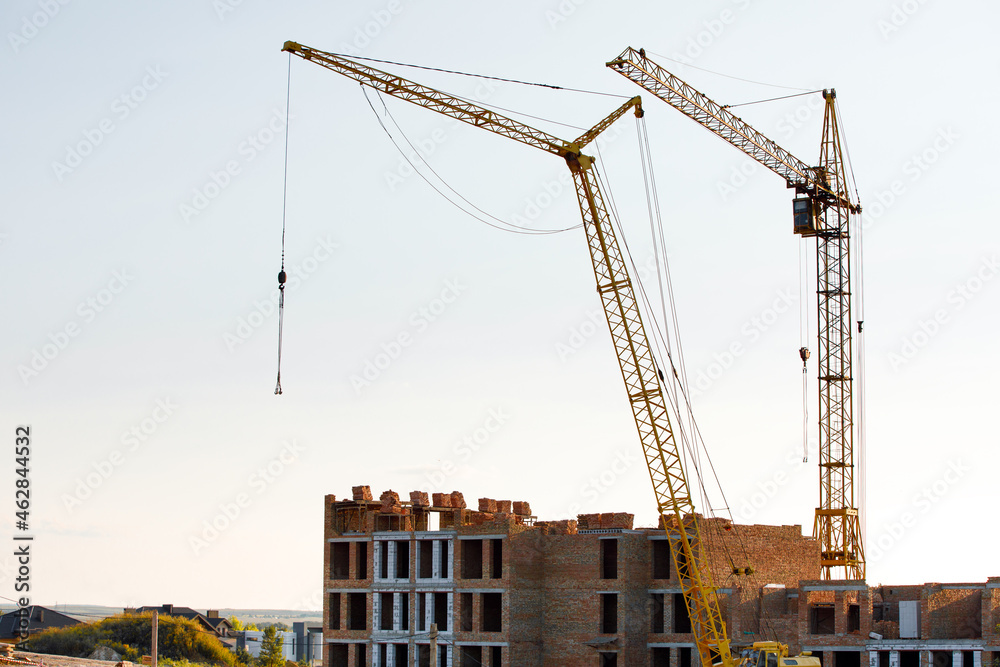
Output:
537,519,577,535
409,490,430,507
352,485,373,501
450,491,467,509
478,498,498,512
603,512,633,529
380,490,405,514
479,497,522,514
577,512,634,530
432,492,452,507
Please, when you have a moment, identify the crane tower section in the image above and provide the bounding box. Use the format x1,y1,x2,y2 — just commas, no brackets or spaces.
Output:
607,47,864,580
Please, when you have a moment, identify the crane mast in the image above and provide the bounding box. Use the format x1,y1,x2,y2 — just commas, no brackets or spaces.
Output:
282,41,734,667
607,47,865,581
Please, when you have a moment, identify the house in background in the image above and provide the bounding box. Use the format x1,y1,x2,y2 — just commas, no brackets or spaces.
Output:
127,605,233,638
0,606,81,643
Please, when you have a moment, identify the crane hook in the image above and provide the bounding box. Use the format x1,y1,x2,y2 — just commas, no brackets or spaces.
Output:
275,268,287,395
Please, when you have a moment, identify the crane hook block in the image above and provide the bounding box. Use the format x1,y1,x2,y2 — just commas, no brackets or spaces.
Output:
278,269,287,289
732,566,754,576
799,346,810,365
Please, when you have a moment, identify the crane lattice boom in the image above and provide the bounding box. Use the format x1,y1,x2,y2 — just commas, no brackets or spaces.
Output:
607,47,864,581
283,40,734,667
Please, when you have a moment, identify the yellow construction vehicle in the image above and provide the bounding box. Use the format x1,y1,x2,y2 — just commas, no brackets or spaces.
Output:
740,642,821,667
282,42,824,667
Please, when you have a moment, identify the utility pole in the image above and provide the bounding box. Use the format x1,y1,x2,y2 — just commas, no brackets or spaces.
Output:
429,623,438,666
151,611,158,667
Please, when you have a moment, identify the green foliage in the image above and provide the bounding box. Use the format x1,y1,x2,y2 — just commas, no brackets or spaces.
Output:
259,623,289,632
226,617,258,632
255,626,284,667
234,647,252,666
24,613,235,667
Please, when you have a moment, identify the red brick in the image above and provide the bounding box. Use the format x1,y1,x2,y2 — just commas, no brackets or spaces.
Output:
479,498,498,512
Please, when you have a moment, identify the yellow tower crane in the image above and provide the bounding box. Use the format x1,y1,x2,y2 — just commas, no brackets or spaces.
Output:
281,40,738,667
607,47,865,581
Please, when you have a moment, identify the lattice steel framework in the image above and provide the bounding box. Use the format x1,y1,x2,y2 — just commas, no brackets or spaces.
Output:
285,40,733,667
607,47,864,580
574,166,732,667
812,93,864,580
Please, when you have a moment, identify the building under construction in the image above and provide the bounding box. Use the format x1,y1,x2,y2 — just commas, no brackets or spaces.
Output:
322,486,999,667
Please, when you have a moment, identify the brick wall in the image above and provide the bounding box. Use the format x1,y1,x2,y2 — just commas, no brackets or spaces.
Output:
924,586,984,639
321,488,999,667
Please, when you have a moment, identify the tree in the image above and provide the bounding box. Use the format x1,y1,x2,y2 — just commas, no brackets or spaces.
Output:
256,626,284,667
228,617,259,632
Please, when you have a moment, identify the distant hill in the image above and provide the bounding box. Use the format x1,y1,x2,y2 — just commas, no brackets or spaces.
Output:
0,605,321,626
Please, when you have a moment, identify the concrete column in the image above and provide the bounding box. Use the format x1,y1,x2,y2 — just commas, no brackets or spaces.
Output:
424,593,433,633
889,651,900,667
869,651,879,667
973,652,982,667
393,593,401,631
669,647,679,667
432,541,442,579
388,542,397,580
920,651,931,667
953,651,962,667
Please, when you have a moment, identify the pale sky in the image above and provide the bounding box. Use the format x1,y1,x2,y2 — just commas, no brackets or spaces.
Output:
2,1,997,610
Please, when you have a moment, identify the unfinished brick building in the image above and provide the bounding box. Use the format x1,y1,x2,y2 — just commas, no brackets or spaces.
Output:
322,487,999,667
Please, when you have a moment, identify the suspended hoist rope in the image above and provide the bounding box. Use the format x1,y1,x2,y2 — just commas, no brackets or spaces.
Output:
610,119,785,624
835,97,866,540
594,160,736,559
723,89,824,110
625,119,704,506
361,86,580,236
274,53,292,396
637,118,698,447
325,51,632,100
647,49,816,93
799,239,810,463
